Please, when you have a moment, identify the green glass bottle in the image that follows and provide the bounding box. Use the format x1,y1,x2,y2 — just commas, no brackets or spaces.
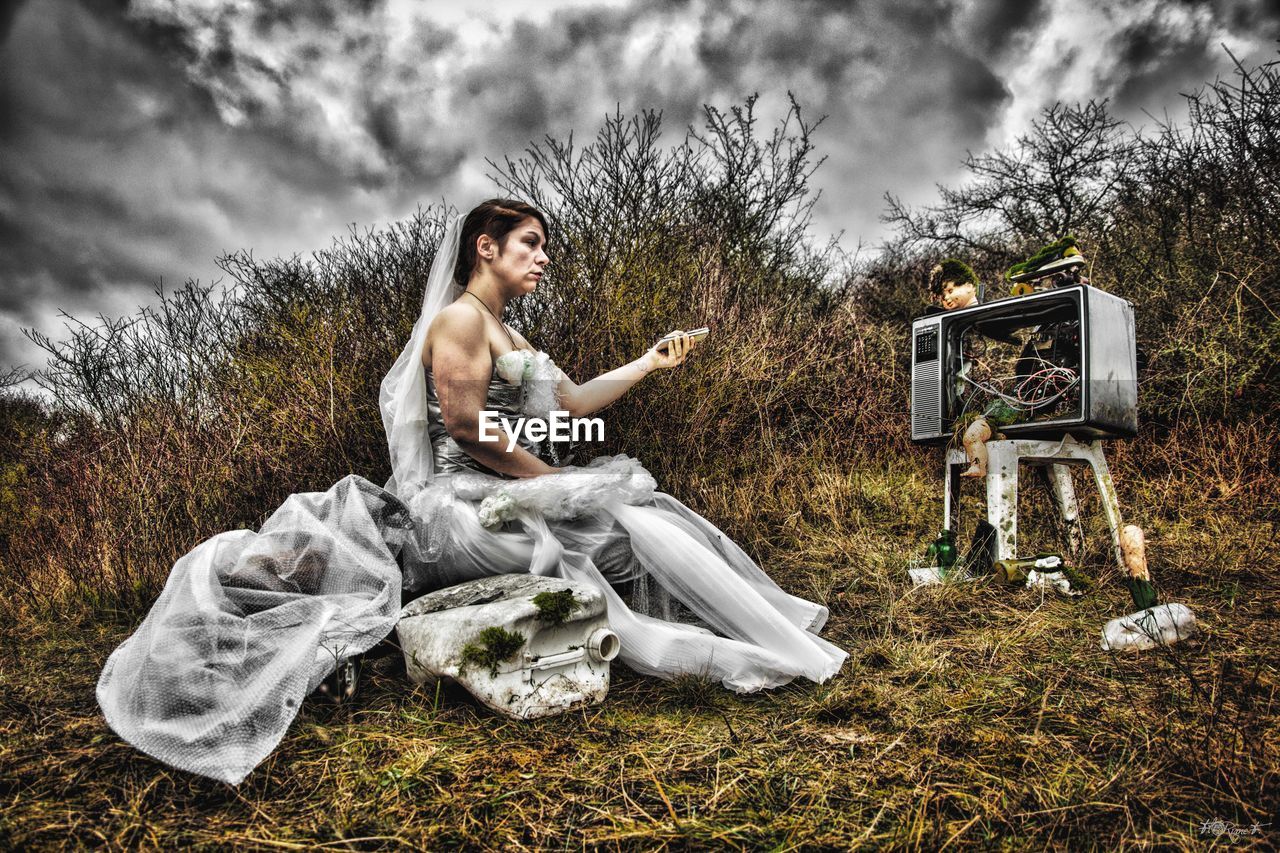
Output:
933,529,958,574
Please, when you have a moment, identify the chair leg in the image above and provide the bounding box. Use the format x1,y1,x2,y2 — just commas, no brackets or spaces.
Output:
943,457,961,533
1084,442,1126,571
1046,463,1085,560
985,442,1019,561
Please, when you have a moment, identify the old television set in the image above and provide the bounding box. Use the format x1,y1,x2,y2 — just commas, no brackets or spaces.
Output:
910,283,1137,444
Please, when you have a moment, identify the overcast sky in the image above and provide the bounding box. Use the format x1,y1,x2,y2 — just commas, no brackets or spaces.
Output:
3,0,1278,374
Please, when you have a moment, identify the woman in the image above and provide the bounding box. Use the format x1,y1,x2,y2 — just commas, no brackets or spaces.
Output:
420,200,678,481
382,199,846,691
97,199,845,786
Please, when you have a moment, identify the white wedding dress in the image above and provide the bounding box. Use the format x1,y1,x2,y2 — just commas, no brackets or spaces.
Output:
96,215,846,785
406,354,847,691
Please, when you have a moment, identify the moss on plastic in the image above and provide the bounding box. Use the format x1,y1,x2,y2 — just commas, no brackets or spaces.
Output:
1005,235,1079,279
1060,563,1093,593
532,589,580,625
459,626,526,677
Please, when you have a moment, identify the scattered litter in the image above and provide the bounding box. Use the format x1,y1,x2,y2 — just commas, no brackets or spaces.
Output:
1025,569,1081,598
908,566,946,587
1101,602,1198,651
907,565,974,587
994,553,1064,584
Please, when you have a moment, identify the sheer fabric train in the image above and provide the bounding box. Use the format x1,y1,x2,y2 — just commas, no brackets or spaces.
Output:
403,448,847,694
96,213,847,785
96,476,410,784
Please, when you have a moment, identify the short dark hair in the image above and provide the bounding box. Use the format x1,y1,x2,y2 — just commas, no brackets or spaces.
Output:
453,198,549,288
928,258,978,297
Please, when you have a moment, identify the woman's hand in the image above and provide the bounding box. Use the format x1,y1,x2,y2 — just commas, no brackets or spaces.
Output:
641,330,698,371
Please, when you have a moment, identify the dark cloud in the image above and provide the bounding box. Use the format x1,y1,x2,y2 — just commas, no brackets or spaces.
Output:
0,0,462,374
964,0,1047,56
0,0,27,44
1207,0,1280,34
120,0,458,187
881,0,959,37
1108,18,1221,112
1059,2,1278,117
366,99,403,158
0,0,202,313
664,1,1013,243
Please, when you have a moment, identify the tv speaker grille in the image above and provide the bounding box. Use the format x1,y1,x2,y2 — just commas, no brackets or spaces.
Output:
912,360,942,438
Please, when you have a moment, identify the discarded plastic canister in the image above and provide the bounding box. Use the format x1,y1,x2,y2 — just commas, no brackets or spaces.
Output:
994,553,1064,584
1101,603,1198,651
994,558,1025,584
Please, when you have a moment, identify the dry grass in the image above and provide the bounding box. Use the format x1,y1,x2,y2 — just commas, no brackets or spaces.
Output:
3,77,1279,847
2,436,1276,851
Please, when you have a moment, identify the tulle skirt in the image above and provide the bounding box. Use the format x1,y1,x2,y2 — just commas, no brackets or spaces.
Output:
96,457,846,784
416,457,847,692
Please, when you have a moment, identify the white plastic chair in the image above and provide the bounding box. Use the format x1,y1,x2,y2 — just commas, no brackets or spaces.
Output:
943,434,1125,570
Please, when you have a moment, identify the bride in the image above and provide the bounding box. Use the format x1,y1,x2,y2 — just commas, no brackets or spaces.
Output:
96,198,846,785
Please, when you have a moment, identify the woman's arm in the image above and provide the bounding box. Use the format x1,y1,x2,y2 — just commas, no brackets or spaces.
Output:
429,307,560,478
555,331,698,418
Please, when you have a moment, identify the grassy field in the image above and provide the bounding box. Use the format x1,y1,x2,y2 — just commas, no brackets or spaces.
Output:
3,71,1279,849
2,439,1275,850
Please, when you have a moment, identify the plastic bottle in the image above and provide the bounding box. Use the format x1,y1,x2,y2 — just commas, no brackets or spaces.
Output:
994,553,1063,584
1101,603,1198,651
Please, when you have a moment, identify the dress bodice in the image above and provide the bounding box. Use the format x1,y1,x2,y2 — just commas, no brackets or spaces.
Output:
424,362,552,478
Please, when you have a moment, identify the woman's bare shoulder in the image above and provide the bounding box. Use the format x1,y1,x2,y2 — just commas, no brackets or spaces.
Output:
429,300,486,334
427,301,489,346
423,301,487,366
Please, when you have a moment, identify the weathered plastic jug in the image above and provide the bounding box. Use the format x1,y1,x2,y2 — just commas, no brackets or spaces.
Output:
397,574,620,719
1101,602,1197,652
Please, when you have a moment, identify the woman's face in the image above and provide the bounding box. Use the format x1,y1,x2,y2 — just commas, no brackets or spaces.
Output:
482,217,549,296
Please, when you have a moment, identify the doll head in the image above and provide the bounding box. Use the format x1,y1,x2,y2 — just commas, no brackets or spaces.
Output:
929,258,980,311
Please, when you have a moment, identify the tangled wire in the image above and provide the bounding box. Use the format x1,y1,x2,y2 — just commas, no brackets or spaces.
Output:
960,352,1080,413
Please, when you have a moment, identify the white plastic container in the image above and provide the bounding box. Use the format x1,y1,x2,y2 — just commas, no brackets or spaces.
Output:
397,574,620,719
908,566,946,587
1101,602,1198,652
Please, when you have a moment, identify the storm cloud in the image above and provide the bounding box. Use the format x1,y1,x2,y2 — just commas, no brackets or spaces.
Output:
2,0,1278,373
